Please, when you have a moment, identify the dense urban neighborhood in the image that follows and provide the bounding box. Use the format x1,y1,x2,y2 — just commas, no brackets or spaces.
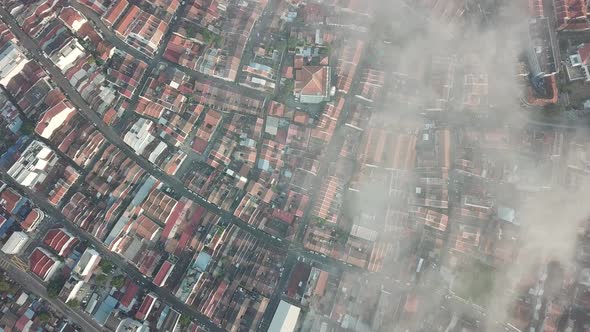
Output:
0,0,588,331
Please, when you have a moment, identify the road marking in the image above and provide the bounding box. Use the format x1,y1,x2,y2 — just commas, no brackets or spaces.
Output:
10,256,28,272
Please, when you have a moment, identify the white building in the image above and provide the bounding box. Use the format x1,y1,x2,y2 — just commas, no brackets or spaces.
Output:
7,140,58,188
268,300,301,332
1,232,29,254
566,44,590,81
73,248,101,281
124,118,155,155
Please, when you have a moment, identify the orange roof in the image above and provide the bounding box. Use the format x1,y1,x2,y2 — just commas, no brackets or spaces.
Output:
295,66,329,96
104,0,129,26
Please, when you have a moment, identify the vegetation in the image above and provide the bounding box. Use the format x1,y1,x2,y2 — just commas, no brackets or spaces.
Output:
179,314,192,327
111,275,125,288
0,279,12,293
453,262,497,306
67,299,80,309
287,38,299,49
186,25,197,39
95,274,107,286
203,29,222,47
19,120,35,136
99,259,114,274
36,312,51,324
46,277,66,298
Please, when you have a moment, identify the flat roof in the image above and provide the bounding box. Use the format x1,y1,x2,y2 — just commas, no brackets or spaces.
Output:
268,300,301,332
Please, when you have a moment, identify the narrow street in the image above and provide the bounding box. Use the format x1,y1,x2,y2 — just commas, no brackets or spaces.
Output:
0,254,103,332
0,170,223,332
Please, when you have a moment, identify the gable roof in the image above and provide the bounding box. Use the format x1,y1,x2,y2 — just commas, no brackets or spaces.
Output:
43,228,78,257
29,247,59,280
0,187,22,213
579,43,590,64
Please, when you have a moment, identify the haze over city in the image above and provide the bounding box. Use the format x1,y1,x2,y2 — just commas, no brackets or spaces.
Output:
0,0,587,332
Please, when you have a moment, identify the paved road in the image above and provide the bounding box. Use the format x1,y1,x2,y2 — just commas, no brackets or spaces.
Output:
69,1,268,101
3,0,364,271
0,6,286,250
0,171,223,332
0,254,103,332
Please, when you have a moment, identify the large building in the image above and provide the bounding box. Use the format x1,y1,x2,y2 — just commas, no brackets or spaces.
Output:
72,248,101,281
268,300,301,332
29,247,61,282
553,0,590,31
1,232,29,254
7,140,58,189
43,228,78,257
294,66,331,104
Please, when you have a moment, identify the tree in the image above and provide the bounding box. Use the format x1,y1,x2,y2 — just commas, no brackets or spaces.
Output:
46,278,65,298
99,259,114,274
186,26,197,39
179,314,192,327
0,279,11,293
19,120,35,135
67,299,80,309
95,274,107,286
36,312,51,324
111,275,125,288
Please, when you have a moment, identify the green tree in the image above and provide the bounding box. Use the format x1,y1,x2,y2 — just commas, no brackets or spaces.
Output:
111,275,125,288
0,279,11,293
179,314,192,327
36,312,51,324
20,120,35,135
99,259,114,274
67,299,80,309
95,274,107,286
46,278,65,298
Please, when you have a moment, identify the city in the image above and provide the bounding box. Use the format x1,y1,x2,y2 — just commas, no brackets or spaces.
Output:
0,0,586,331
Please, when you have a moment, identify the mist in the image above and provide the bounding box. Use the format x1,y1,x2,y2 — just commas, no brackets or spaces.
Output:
344,0,588,330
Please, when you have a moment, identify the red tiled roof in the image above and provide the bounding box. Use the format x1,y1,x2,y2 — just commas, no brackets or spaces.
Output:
21,208,42,232
579,43,590,64
43,228,78,257
286,262,311,298
104,0,129,26
29,247,58,281
153,261,173,287
295,66,329,96
272,209,295,225
554,0,590,30
314,270,329,296
120,280,139,307
135,294,157,320
0,187,22,213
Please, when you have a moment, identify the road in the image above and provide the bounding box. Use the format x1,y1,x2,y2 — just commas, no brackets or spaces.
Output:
0,5,286,250
68,1,269,101
0,170,223,331
0,3,384,328
0,254,103,332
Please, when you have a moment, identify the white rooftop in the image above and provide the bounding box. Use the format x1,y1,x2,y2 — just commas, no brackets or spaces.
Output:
268,300,301,332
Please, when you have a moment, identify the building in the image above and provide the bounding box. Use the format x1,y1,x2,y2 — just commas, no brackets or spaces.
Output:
135,294,157,321
294,66,331,104
29,247,61,282
268,300,301,332
21,208,44,232
0,187,23,214
553,0,590,31
567,43,590,81
72,248,101,281
7,140,58,189
1,232,29,254
35,101,77,139
43,228,78,257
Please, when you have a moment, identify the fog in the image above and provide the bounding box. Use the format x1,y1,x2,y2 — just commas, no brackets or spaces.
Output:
348,0,587,330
